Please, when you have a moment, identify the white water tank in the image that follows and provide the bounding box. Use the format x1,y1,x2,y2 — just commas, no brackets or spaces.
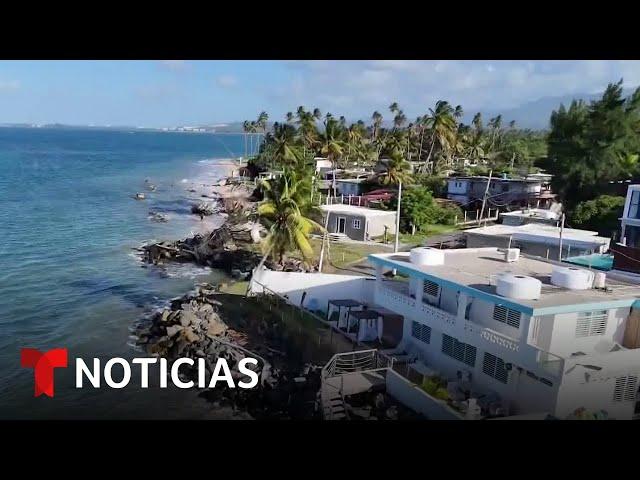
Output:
550,266,595,290
410,247,445,266
496,273,542,300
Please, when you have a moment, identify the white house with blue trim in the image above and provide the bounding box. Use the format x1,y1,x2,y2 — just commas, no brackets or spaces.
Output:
368,247,640,419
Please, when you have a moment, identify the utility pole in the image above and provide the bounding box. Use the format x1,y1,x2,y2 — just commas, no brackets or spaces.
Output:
394,180,402,254
558,212,565,261
478,169,493,226
318,211,331,272
392,180,402,277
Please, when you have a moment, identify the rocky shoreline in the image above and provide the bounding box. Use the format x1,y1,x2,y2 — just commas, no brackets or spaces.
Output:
132,169,323,419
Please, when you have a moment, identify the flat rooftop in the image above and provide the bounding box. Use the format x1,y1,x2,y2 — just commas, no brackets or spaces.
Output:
369,248,640,313
320,204,396,217
501,209,559,219
465,223,609,247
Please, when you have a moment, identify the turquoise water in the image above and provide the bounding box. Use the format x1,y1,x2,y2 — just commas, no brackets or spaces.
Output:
564,254,614,271
0,127,249,419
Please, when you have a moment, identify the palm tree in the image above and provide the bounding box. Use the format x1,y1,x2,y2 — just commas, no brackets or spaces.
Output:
318,116,345,197
312,108,322,120
272,123,302,167
257,171,324,266
378,149,412,186
389,102,399,114
371,111,383,140
423,100,458,173
242,120,250,158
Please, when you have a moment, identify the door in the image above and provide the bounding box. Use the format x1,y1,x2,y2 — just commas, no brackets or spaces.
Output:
337,217,346,234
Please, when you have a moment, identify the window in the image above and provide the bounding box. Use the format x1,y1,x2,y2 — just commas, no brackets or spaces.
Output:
411,321,431,344
423,280,440,298
628,190,640,219
613,375,638,402
575,311,608,338
482,352,509,384
493,305,521,329
352,219,361,229
442,334,476,367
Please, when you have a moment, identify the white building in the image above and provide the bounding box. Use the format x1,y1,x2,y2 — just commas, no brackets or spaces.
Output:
620,184,640,247
465,223,610,260
367,247,640,419
320,204,396,242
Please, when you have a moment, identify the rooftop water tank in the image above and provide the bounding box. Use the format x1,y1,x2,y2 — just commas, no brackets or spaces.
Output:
496,273,542,300
410,247,445,266
550,266,595,290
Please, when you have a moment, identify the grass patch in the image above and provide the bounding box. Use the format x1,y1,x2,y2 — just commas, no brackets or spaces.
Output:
218,280,250,296
375,224,459,248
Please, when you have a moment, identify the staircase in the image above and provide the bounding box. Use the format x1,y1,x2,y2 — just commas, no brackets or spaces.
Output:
319,349,392,420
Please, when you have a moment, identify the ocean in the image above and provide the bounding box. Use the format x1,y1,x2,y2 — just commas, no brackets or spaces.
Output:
0,127,251,419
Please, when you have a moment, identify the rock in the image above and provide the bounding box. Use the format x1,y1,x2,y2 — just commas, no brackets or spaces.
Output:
134,192,145,200
195,349,205,357
166,325,183,337
191,202,216,216
198,303,214,314
207,322,227,338
183,327,200,343
160,310,171,323
180,311,197,327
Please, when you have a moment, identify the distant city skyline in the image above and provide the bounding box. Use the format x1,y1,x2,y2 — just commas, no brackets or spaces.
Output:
1,60,640,128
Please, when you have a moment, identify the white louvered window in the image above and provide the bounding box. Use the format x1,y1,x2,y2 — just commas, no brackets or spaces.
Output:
482,352,509,384
576,310,608,338
441,334,476,367
423,280,440,298
613,375,638,402
493,305,521,329
352,219,361,229
411,321,431,344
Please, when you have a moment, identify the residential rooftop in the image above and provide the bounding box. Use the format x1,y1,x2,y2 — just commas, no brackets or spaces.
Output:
464,223,609,248
320,204,396,217
369,248,640,314
500,208,560,220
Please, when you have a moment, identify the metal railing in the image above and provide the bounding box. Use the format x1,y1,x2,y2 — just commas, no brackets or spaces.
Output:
322,349,393,379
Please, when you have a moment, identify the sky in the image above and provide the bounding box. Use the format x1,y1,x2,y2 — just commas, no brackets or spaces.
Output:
1,60,640,128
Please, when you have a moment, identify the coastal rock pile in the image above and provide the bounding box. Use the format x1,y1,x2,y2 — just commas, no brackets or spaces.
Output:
132,283,325,419
191,202,217,216
134,284,264,381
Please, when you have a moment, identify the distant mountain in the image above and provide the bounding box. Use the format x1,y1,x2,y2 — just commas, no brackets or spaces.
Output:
472,88,636,130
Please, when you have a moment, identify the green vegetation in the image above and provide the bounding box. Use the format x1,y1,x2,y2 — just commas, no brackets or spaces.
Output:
542,80,640,220
377,225,459,248
257,169,324,266
571,195,626,237
420,375,450,401
247,81,640,261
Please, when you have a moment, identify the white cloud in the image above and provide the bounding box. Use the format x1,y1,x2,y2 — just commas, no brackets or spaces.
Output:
272,60,640,119
158,60,188,72
0,80,20,92
215,75,237,88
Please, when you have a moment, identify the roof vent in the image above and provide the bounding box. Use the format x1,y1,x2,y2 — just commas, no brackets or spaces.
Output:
410,247,445,266
550,266,595,290
496,273,542,300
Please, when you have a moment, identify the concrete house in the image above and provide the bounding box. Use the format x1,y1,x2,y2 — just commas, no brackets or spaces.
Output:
464,223,610,260
320,204,396,241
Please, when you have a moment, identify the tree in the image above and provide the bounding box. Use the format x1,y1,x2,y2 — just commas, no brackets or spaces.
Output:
272,123,302,167
378,150,412,186
547,80,640,211
572,195,625,237
423,100,458,173
257,170,324,266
